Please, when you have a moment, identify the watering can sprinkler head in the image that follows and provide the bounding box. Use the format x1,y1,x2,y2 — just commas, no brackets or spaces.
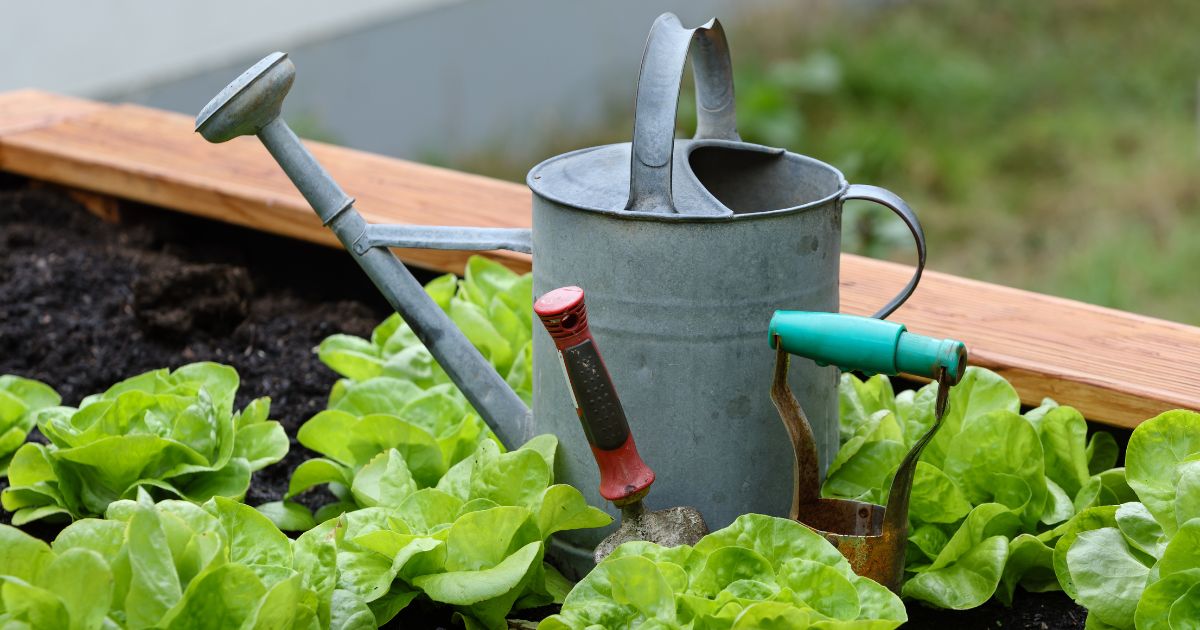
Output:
768,311,968,591
195,52,295,143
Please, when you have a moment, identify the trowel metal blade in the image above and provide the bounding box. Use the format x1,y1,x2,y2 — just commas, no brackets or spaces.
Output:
593,503,709,563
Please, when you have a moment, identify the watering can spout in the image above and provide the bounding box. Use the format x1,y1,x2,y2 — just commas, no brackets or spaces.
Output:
195,52,533,449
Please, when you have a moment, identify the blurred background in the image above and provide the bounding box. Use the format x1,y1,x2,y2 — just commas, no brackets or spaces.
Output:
4,0,1198,323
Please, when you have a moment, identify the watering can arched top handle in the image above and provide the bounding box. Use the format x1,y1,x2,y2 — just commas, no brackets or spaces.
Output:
842,184,927,319
627,13,740,213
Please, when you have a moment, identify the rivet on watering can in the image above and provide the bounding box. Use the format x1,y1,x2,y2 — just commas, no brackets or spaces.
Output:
768,311,967,592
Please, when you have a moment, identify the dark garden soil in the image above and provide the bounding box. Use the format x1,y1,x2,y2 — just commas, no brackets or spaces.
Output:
0,180,403,522
0,176,1089,628
905,591,1086,629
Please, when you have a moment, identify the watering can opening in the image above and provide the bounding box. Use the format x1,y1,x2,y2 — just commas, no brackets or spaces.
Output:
687,143,847,216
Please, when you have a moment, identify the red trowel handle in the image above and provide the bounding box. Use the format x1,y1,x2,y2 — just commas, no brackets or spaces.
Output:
534,286,655,506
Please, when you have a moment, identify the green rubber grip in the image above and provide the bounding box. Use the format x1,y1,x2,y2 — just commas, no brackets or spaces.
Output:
768,311,968,384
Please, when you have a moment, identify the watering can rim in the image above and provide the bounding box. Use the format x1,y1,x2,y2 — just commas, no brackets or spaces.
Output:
526,138,851,222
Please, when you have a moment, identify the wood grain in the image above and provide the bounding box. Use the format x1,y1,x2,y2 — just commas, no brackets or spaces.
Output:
0,90,106,136
0,90,1196,429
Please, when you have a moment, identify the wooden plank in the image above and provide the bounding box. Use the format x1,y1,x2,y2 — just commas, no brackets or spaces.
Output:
839,256,1200,427
0,90,108,136
0,92,1196,428
0,102,531,273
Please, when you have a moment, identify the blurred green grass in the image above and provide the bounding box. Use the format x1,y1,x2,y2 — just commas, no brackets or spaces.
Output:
443,0,1200,324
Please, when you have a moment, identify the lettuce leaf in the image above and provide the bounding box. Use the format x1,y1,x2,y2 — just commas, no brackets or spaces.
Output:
292,435,609,629
0,375,60,476
316,256,533,407
272,256,533,529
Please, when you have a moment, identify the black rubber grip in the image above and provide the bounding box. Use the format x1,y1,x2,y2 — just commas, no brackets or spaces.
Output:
561,340,631,451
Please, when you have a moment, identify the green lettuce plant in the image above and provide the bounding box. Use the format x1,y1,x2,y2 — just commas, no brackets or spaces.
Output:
316,256,533,405
1,363,288,525
0,375,60,475
1053,409,1200,629
294,434,611,629
0,490,373,629
541,513,908,629
258,377,497,529
263,255,532,529
827,366,1121,609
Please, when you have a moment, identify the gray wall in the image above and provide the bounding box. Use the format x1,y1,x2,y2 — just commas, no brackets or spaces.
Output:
0,1,455,96
117,1,778,164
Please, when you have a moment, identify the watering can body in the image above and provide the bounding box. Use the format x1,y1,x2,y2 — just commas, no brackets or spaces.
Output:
526,15,926,568
529,155,843,563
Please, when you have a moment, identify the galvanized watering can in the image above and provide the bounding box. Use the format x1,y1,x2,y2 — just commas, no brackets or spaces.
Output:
526,13,926,565
195,12,927,572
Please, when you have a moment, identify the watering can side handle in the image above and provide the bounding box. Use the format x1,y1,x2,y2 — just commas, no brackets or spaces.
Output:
627,13,740,213
840,184,926,319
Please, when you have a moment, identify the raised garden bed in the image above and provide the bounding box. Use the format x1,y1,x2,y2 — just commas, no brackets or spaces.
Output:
0,179,1091,628
2,91,1196,429
2,92,1199,629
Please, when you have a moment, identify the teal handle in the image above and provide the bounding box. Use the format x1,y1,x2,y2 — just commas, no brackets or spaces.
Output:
768,312,967,384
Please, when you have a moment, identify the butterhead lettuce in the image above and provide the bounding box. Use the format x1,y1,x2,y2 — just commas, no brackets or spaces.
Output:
0,490,366,629
541,513,907,629
1053,409,1200,629
294,435,610,629
827,367,1122,609
1,363,288,524
266,255,533,529
316,256,532,406
259,378,499,528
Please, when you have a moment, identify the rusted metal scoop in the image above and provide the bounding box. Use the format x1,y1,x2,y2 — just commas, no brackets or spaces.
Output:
768,311,966,591
535,286,708,562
